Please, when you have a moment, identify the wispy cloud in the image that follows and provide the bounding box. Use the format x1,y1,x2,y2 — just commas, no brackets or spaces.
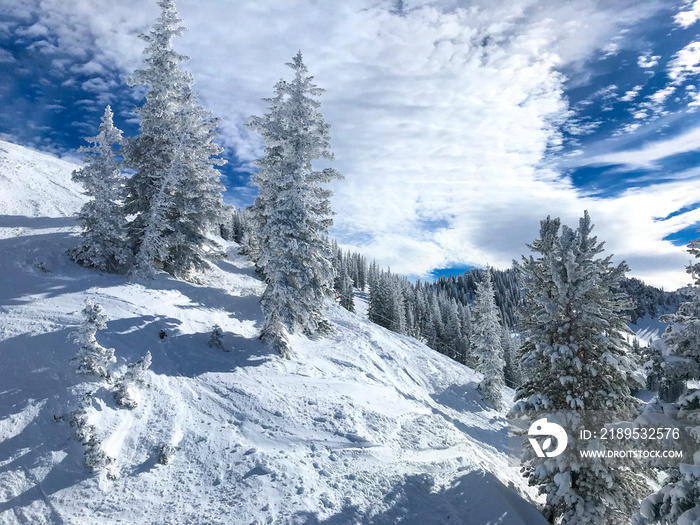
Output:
0,49,15,64
566,125,700,170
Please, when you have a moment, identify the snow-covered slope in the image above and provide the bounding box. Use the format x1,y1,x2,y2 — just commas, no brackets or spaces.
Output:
629,315,668,347
0,141,85,223
0,142,546,524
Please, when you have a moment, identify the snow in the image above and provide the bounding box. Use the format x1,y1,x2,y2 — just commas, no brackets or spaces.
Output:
0,140,86,225
0,141,546,523
629,314,668,346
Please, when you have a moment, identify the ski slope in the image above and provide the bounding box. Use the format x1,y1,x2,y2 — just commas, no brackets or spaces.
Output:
0,140,546,524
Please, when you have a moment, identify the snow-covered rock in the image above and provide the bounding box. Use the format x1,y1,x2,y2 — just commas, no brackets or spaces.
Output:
0,141,546,524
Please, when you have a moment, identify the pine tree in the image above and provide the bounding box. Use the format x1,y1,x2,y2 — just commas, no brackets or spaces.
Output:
331,244,355,313
208,325,226,350
457,302,472,364
69,106,130,273
124,0,225,280
74,301,116,381
389,279,406,334
70,393,115,474
470,269,506,410
444,299,464,362
248,52,342,356
513,212,644,525
114,351,152,409
337,259,355,313
368,270,391,329
428,292,445,351
635,237,700,525
501,326,523,388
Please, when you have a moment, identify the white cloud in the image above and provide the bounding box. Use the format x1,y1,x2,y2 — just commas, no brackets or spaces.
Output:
593,84,619,99
567,125,700,170
638,52,660,68
0,48,15,64
690,90,700,107
668,40,700,84
616,122,642,135
620,85,642,102
675,0,700,28
12,0,694,289
648,85,677,105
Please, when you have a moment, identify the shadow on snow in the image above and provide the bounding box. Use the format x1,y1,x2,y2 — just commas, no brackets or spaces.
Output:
291,470,546,525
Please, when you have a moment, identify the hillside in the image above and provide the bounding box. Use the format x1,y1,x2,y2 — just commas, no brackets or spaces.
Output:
0,141,547,524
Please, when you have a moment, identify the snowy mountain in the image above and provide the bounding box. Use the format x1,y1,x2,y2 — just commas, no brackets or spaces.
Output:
0,140,547,524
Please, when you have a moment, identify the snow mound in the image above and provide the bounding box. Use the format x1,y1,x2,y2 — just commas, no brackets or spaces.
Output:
0,141,545,524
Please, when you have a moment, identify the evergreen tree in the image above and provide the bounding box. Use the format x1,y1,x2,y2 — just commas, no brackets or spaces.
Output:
635,237,700,525
74,301,116,381
501,326,523,388
470,269,506,410
248,52,342,356
457,302,472,365
337,258,355,313
70,393,115,474
208,325,226,350
114,351,152,409
124,0,225,280
428,292,445,352
69,106,130,273
389,279,407,334
444,299,464,362
331,242,355,312
369,269,391,329
513,212,644,525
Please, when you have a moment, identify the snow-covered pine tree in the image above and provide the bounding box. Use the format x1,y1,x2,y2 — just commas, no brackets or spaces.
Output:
123,0,225,280
248,52,342,356
635,237,700,525
444,299,464,363
428,291,446,351
219,204,253,247
368,269,390,329
457,301,472,365
114,351,152,409
501,326,523,388
69,106,130,273
470,269,506,410
337,257,355,313
74,300,116,381
389,280,407,334
349,252,368,291
513,211,644,525
209,325,226,350
70,393,115,474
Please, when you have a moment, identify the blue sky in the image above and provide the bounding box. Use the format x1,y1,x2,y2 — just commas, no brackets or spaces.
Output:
1,0,700,289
